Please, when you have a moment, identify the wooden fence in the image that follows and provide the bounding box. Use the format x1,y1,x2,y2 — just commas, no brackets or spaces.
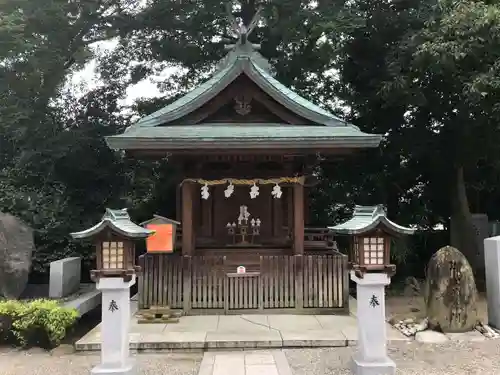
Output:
138,253,349,314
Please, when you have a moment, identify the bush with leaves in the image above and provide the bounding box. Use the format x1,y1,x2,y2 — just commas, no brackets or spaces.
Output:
0,299,78,348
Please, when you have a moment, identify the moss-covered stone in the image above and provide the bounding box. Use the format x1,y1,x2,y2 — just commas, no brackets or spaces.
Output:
424,246,478,333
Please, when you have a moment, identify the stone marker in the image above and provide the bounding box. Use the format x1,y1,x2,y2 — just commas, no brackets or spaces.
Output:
49,257,82,298
484,236,500,329
424,246,478,333
0,212,34,299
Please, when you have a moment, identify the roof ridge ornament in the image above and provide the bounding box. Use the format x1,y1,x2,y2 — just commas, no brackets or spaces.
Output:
225,1,263,50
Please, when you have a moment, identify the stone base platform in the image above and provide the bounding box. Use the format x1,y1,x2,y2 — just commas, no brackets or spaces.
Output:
76,313,408,352
23,283,101,317
63,287,101,317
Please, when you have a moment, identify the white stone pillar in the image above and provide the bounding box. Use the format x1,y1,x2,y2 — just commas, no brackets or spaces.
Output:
351,272,395,375
484,236,500,329
92,276,136,375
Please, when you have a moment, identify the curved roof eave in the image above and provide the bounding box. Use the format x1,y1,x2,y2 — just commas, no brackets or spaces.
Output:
329,215,415,236
245,61,346,127
375,216,415,236
70,220,154,240
129,62,244,129
127,54,350,129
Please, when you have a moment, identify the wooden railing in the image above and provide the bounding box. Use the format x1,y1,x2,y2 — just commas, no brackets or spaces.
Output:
176,226,337,251
304,227,336,251
226,272,260,310
138,253,349,314
281,226,337,251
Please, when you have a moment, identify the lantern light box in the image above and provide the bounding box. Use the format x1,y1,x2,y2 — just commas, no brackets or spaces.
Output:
70,208,155,281
329,205,414,277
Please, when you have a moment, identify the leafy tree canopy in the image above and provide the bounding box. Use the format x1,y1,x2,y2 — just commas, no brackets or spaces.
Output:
1,0,500,277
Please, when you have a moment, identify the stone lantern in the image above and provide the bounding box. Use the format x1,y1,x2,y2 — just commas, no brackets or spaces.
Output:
71,208,154,281
331,205,414,278
71,208,154,375
330,205,414,375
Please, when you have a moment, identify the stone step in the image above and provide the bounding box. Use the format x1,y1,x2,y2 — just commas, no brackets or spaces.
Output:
136,305,182,324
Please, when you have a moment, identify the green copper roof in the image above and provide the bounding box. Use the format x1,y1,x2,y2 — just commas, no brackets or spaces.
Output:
71,208,155,239
248,62,336,122
134,62,241,128
106,124,382,150
128,44,348,129
106,43,383,151
329,205,415,236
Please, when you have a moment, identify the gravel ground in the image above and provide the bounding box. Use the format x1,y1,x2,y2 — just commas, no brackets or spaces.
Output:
0,347,202,375
285,340,500,375
1,340,499,375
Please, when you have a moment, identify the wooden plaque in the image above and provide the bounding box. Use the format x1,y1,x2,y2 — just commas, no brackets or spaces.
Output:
146,223,174,253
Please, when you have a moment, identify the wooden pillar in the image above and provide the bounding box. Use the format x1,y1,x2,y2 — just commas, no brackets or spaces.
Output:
304,188,310,226
272,194,281,237
176,183,181,222
293,183,304,255
182,255,192,313
287,187,293,236
294,253,304,309
181,182,194,255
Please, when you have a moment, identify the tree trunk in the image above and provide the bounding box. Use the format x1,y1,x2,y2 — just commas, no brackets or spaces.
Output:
450,165,482,279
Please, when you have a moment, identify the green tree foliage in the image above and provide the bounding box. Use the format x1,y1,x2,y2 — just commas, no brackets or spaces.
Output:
311,0,500,273
380,0,500,271
2,0,500,278
0,0,136,276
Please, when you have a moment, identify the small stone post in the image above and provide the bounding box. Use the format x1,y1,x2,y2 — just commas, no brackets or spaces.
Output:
351,272,395,375
484,236,500,329
93,276,135,375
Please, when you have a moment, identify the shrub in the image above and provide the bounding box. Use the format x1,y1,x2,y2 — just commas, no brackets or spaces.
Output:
0,299,78,348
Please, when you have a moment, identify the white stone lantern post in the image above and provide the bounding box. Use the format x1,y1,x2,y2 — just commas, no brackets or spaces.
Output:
71,208,155,375
330,205,414,375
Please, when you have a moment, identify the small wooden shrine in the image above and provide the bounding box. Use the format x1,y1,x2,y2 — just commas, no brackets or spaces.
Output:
105,7,383,314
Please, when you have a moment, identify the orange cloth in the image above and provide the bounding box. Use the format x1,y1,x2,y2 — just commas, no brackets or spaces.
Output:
146,224,174,252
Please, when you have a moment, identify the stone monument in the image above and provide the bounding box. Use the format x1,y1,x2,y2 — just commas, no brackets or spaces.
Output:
330,205,414,375
424,246,478,332
484,236,500,329
0,212,34,299
49,257,82,298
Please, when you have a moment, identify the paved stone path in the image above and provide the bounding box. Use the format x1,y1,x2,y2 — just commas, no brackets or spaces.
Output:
76,314,408,351
197,351,292,375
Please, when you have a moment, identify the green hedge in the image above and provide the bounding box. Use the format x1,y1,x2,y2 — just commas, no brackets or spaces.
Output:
0,299,78,348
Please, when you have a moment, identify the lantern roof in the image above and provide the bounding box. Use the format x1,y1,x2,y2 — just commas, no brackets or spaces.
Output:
140,215,181,227
329,205,415,236
70,208,155,240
